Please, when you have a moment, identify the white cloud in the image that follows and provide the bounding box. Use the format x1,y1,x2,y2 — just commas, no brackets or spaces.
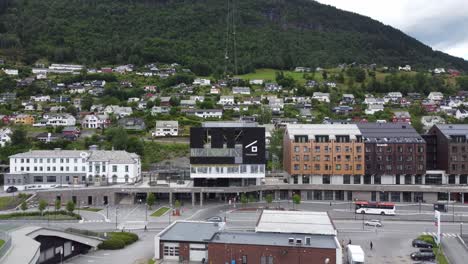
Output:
315,0,468,60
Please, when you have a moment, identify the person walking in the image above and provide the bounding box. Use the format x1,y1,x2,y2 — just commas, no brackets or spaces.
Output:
370,241,373,250
349,239,352,245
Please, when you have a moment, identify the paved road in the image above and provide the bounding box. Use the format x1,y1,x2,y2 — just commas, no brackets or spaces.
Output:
442,236,468,264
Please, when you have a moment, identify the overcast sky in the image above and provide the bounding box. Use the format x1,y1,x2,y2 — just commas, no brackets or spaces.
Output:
315,0,468,60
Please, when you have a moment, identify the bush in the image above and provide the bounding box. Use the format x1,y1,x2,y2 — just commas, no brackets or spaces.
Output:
0,210,81,220
98,239,125,250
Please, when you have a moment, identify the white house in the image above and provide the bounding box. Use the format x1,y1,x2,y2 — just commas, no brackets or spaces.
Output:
36,113,76,127
210,87,220,94
456,109,468,120
193,78,211,86
249,79,264,85
428,92,444,101
232,86,251,95
185,109,222,119
190,96,205,102
365,104,384,115
364,97,385,105
398,65,411,71
386,92,403,102
151,106,170,115
104,105,133,118
5,148,141,190
0,128,12,147
434,68,446,74
30,95,51,102
312,92,330,103
3,69,18,76
421,116,445,130
218,96,235,106
81,114,110,129
153,121,179,137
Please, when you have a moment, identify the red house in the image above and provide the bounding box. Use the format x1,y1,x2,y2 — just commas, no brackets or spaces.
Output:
422,100,438,112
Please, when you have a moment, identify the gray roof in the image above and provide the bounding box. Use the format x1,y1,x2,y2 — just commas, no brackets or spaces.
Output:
436,124,468,137
203,121,258,128
10,150,83,158
357,123,425,143
156,120,178,128
159,221,223,242
87,150,139,164
211,232,337,249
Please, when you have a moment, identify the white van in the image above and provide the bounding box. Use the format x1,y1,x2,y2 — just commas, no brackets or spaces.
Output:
346,245,364,264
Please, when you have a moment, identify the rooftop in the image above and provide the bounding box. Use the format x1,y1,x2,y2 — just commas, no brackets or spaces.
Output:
357,123,424,143
285,124,361,139
203,121,258,128
436,124,468,137
10,149,139,163
255,210,336,236
211,231,337,249
158,221,224,242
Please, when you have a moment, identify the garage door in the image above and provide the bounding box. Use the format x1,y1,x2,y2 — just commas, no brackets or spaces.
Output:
189,243,207,262
163,242,180,260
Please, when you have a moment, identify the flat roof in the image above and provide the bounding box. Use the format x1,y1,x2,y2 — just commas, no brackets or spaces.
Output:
203,122,258,128
357,123,425,143
211,231,337,249
158,221,223,242
285,124,361,139
256,210,336,236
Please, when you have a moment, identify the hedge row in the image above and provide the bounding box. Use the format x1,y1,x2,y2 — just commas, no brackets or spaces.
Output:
98,232,139,250
0,210,81,220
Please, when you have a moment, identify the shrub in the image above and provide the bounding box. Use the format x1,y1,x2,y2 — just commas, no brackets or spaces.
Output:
110,232,138,245
98,239,125,250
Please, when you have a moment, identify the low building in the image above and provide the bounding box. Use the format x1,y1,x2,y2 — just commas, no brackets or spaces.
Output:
117,117,146,131
184,109,223,119
232,86,250,95
218,95,235,106
312,92,330,103
153,121,179,137
365,104,384,115
81,114,110,129
456,109,468,120
0,128,12,147
392,111,411,123
5,148,141,190
428,92,444,101
155,211,341,264
421,116,445,131
14,114,35,125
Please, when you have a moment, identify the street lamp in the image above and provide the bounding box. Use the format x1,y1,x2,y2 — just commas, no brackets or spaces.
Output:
115,206,119,230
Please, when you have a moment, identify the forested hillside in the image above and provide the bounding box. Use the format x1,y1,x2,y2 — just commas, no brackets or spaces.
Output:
0,0,467,75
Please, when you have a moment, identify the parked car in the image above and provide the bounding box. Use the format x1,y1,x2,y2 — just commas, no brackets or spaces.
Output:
364,219,382,227
410,251,435,261
419,248,433,253
205,216,223,222
412,239,433,248
6,186,17,193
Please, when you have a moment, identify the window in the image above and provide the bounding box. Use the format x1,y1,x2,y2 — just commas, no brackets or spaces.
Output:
163,245,180,257
335,164,341,170
47,176,56,183
34,176,43,183
125,165,129,172
354,175,361,184
294,146,300,153
335,146,341,152
343,175,351,184
112,165,117,172
374,175,381,184
242,255,247,264
294,164,300,170
303,155,309,161
314,146,320,152
89,165,92,172
303,146,309,152
324,190,333,200
322,175,330,184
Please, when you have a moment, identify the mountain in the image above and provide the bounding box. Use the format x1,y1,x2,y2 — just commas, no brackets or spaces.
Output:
0,0,467,75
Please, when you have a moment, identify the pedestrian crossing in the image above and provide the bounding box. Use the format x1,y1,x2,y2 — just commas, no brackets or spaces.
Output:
421,231,459,238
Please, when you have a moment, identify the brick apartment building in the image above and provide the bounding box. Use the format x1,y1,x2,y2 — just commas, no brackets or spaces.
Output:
283,124,365,185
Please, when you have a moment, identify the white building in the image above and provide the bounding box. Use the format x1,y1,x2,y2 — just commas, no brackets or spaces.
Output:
456,109,468,120
249,79,264,85
398,65,411,71
104,105,133,118
421,116,445,130
0,128,12,147
312,92,330,103
428,92,444,101
193,78,211,86
81,114,110,129
30,95,51,102
185,109,222,119
364,97,385,105
35,113,76,127
386,92,403,102
232,86,251,95
4,69,18,76
218,96,235,106
153,121,179,137
365,104,384,115
4,148,141,190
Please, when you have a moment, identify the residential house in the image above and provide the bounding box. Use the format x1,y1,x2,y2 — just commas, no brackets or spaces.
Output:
392,111,411,123
333,106,354,115
62,126,81,140
159,97,171,106
14,114,35,125
249,79,264,85
422,100,438,112
312,92,330,103
364,97,385,105
180,99,197,108
0,92,16,104
433,68,446,74
193,78,211,86
386,92,403,102
299,108,314,122
81,114,111,129
137,101,147,110
365,104,384,115
127,97,140,103
218,96,235,106
456,109,468,120
153,121,179,137
341,94,355,105
104,105,133,118
30,95,50,102
184,109,223,119
190,96,205,102
407,93,422,100
232,86,251,95
269,98,284,114
3,69,18,76
151,106,170,115
398,65,411,71
428,92,444,101
117,118,146,131
305,80,317,88
421,116,445,131
294,67,311,72
439,105,456,116
37,113,76,127
210,87,220,94
0,128,12,147
264,83,282,92
49,106,66,112
90,104,104,112
36,132,62,143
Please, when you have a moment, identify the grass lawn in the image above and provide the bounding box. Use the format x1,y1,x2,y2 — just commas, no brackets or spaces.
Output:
0,195,31,210
147,259,155,264
0,239,4,248
150,206,170,217
78,207,102,212
236,68,308,83
434,247,449,264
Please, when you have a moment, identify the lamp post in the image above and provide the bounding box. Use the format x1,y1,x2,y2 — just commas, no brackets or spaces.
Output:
115,206,118,230
461,222,463,236
145,203,148,222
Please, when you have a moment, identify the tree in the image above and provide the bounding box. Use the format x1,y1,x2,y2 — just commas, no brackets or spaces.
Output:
265,194,273,208
258,106,272,125
147,192,155,209
55,198,61,211
174,200,181,208
66,200,75,213
240,194,248,207
11,127,28,145
20,201,28,211
38,199,47,215
292,194,301,209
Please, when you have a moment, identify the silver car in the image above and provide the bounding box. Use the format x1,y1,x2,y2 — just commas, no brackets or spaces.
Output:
364,219,383,227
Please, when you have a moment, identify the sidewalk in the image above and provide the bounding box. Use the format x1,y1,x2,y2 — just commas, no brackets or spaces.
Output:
442,236,468,264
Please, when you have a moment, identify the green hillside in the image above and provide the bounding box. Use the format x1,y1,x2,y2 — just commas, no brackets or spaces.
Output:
0,0,467,75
